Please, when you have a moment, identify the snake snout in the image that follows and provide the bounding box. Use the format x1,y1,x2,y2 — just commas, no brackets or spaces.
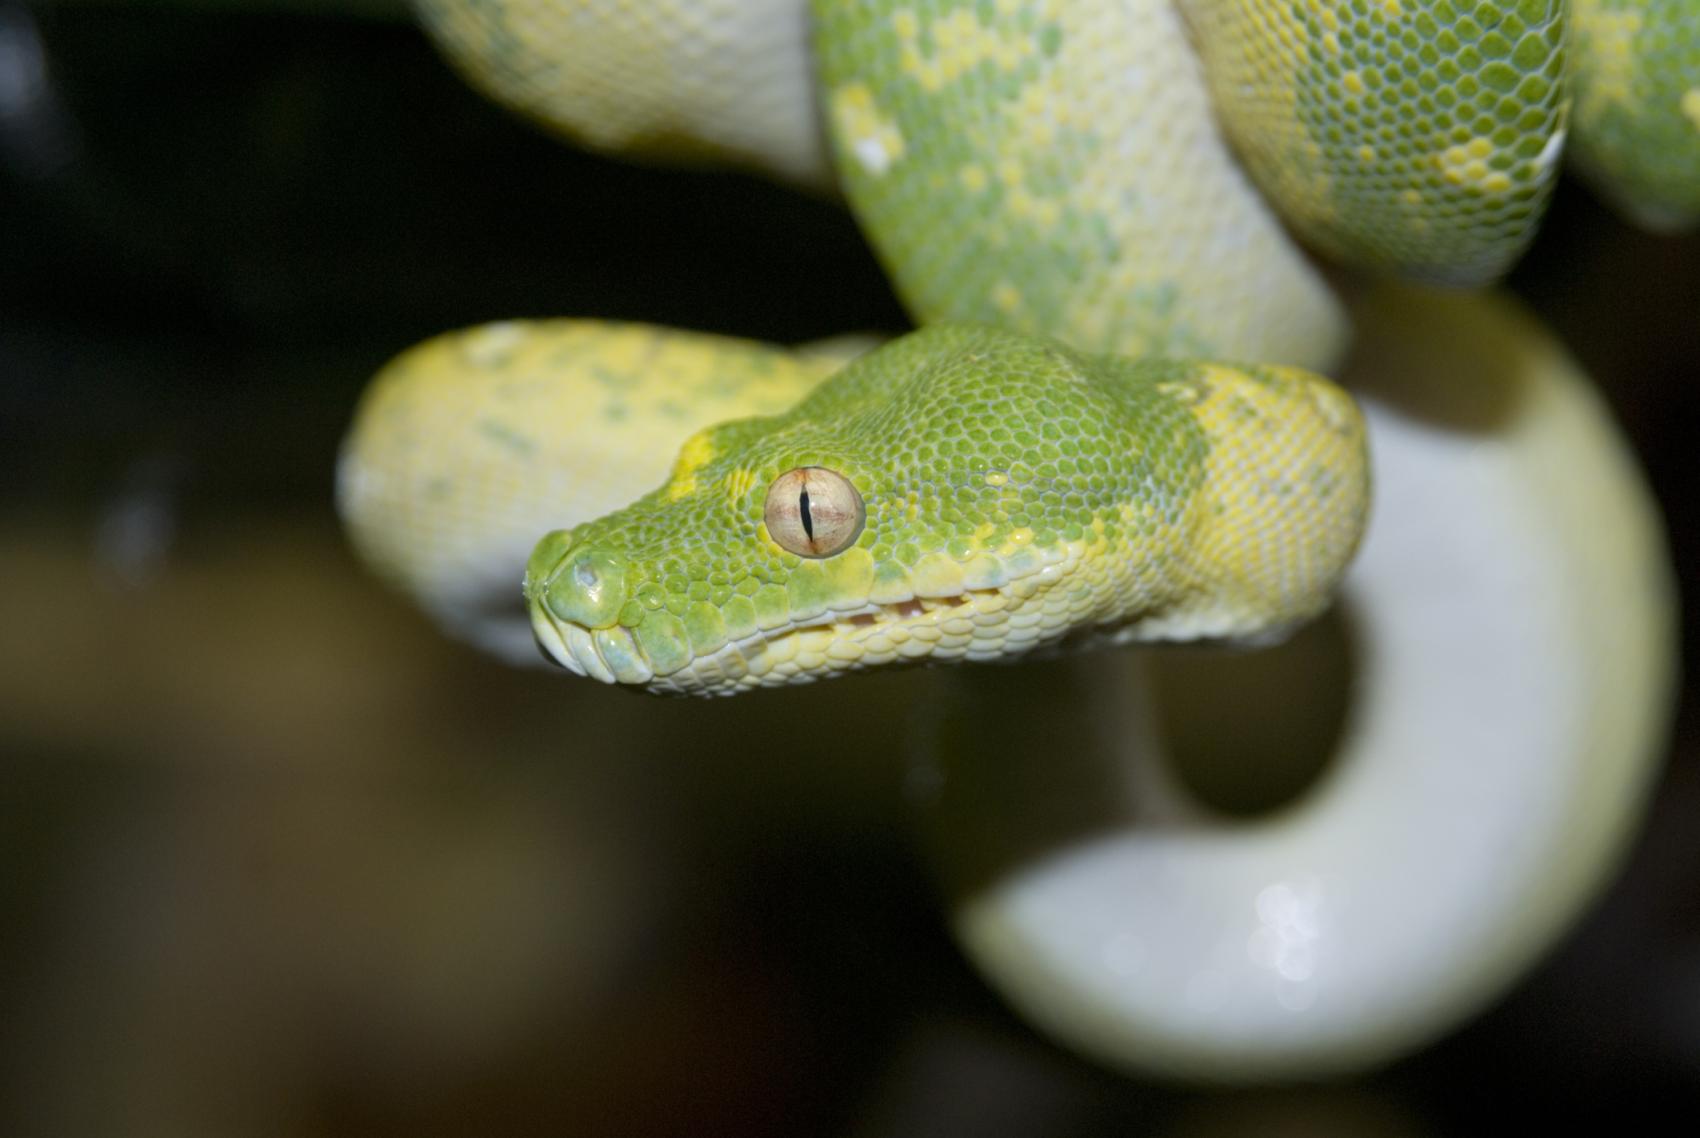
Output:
526,531,631,632
524,530,641,679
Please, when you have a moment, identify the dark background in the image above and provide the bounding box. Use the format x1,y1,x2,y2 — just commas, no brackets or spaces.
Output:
2,4,1697,1135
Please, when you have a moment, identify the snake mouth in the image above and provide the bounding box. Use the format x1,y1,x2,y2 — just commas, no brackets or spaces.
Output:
524,529,1113,695
531,577,1069,695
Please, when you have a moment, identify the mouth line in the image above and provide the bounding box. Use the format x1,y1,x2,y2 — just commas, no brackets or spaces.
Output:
534,585,1019,688
797,589,998,628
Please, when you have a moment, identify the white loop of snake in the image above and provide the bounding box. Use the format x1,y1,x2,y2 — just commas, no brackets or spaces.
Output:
918,286,1674,1077
398,0,1680,1077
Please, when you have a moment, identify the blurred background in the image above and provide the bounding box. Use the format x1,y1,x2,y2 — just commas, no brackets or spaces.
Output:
2,3,1697,1134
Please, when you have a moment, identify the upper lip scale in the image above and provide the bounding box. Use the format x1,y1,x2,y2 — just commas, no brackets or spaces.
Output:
572,625,629,683
531,613,582,677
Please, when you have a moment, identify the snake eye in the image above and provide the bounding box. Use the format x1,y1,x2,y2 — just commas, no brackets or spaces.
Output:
763,466,864,558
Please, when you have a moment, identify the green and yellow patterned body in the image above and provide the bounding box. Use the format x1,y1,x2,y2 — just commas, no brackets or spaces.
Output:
1183,0,1568,280
813,0,1350,368
1569,0,1700,230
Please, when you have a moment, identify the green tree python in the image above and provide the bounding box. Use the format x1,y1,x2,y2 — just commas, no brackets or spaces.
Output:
337,0,1686,1078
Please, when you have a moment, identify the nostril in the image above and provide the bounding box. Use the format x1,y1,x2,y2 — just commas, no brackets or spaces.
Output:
537,546,630,630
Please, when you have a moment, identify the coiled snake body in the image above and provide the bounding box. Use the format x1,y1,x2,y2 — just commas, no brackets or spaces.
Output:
339,0,1686,1077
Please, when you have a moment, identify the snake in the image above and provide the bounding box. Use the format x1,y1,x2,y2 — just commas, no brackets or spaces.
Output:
337,0,1686,1078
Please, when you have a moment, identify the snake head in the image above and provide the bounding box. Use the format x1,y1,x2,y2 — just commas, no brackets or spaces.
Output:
523,324,1367,696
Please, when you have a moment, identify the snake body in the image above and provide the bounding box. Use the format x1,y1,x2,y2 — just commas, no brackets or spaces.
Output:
1569,0,1700,229
339,0,1685,1077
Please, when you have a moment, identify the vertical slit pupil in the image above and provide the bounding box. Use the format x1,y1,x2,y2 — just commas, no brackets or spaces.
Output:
798,488,814,540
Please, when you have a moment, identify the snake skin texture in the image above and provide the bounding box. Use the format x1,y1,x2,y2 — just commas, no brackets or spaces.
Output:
1568,0,1700,230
